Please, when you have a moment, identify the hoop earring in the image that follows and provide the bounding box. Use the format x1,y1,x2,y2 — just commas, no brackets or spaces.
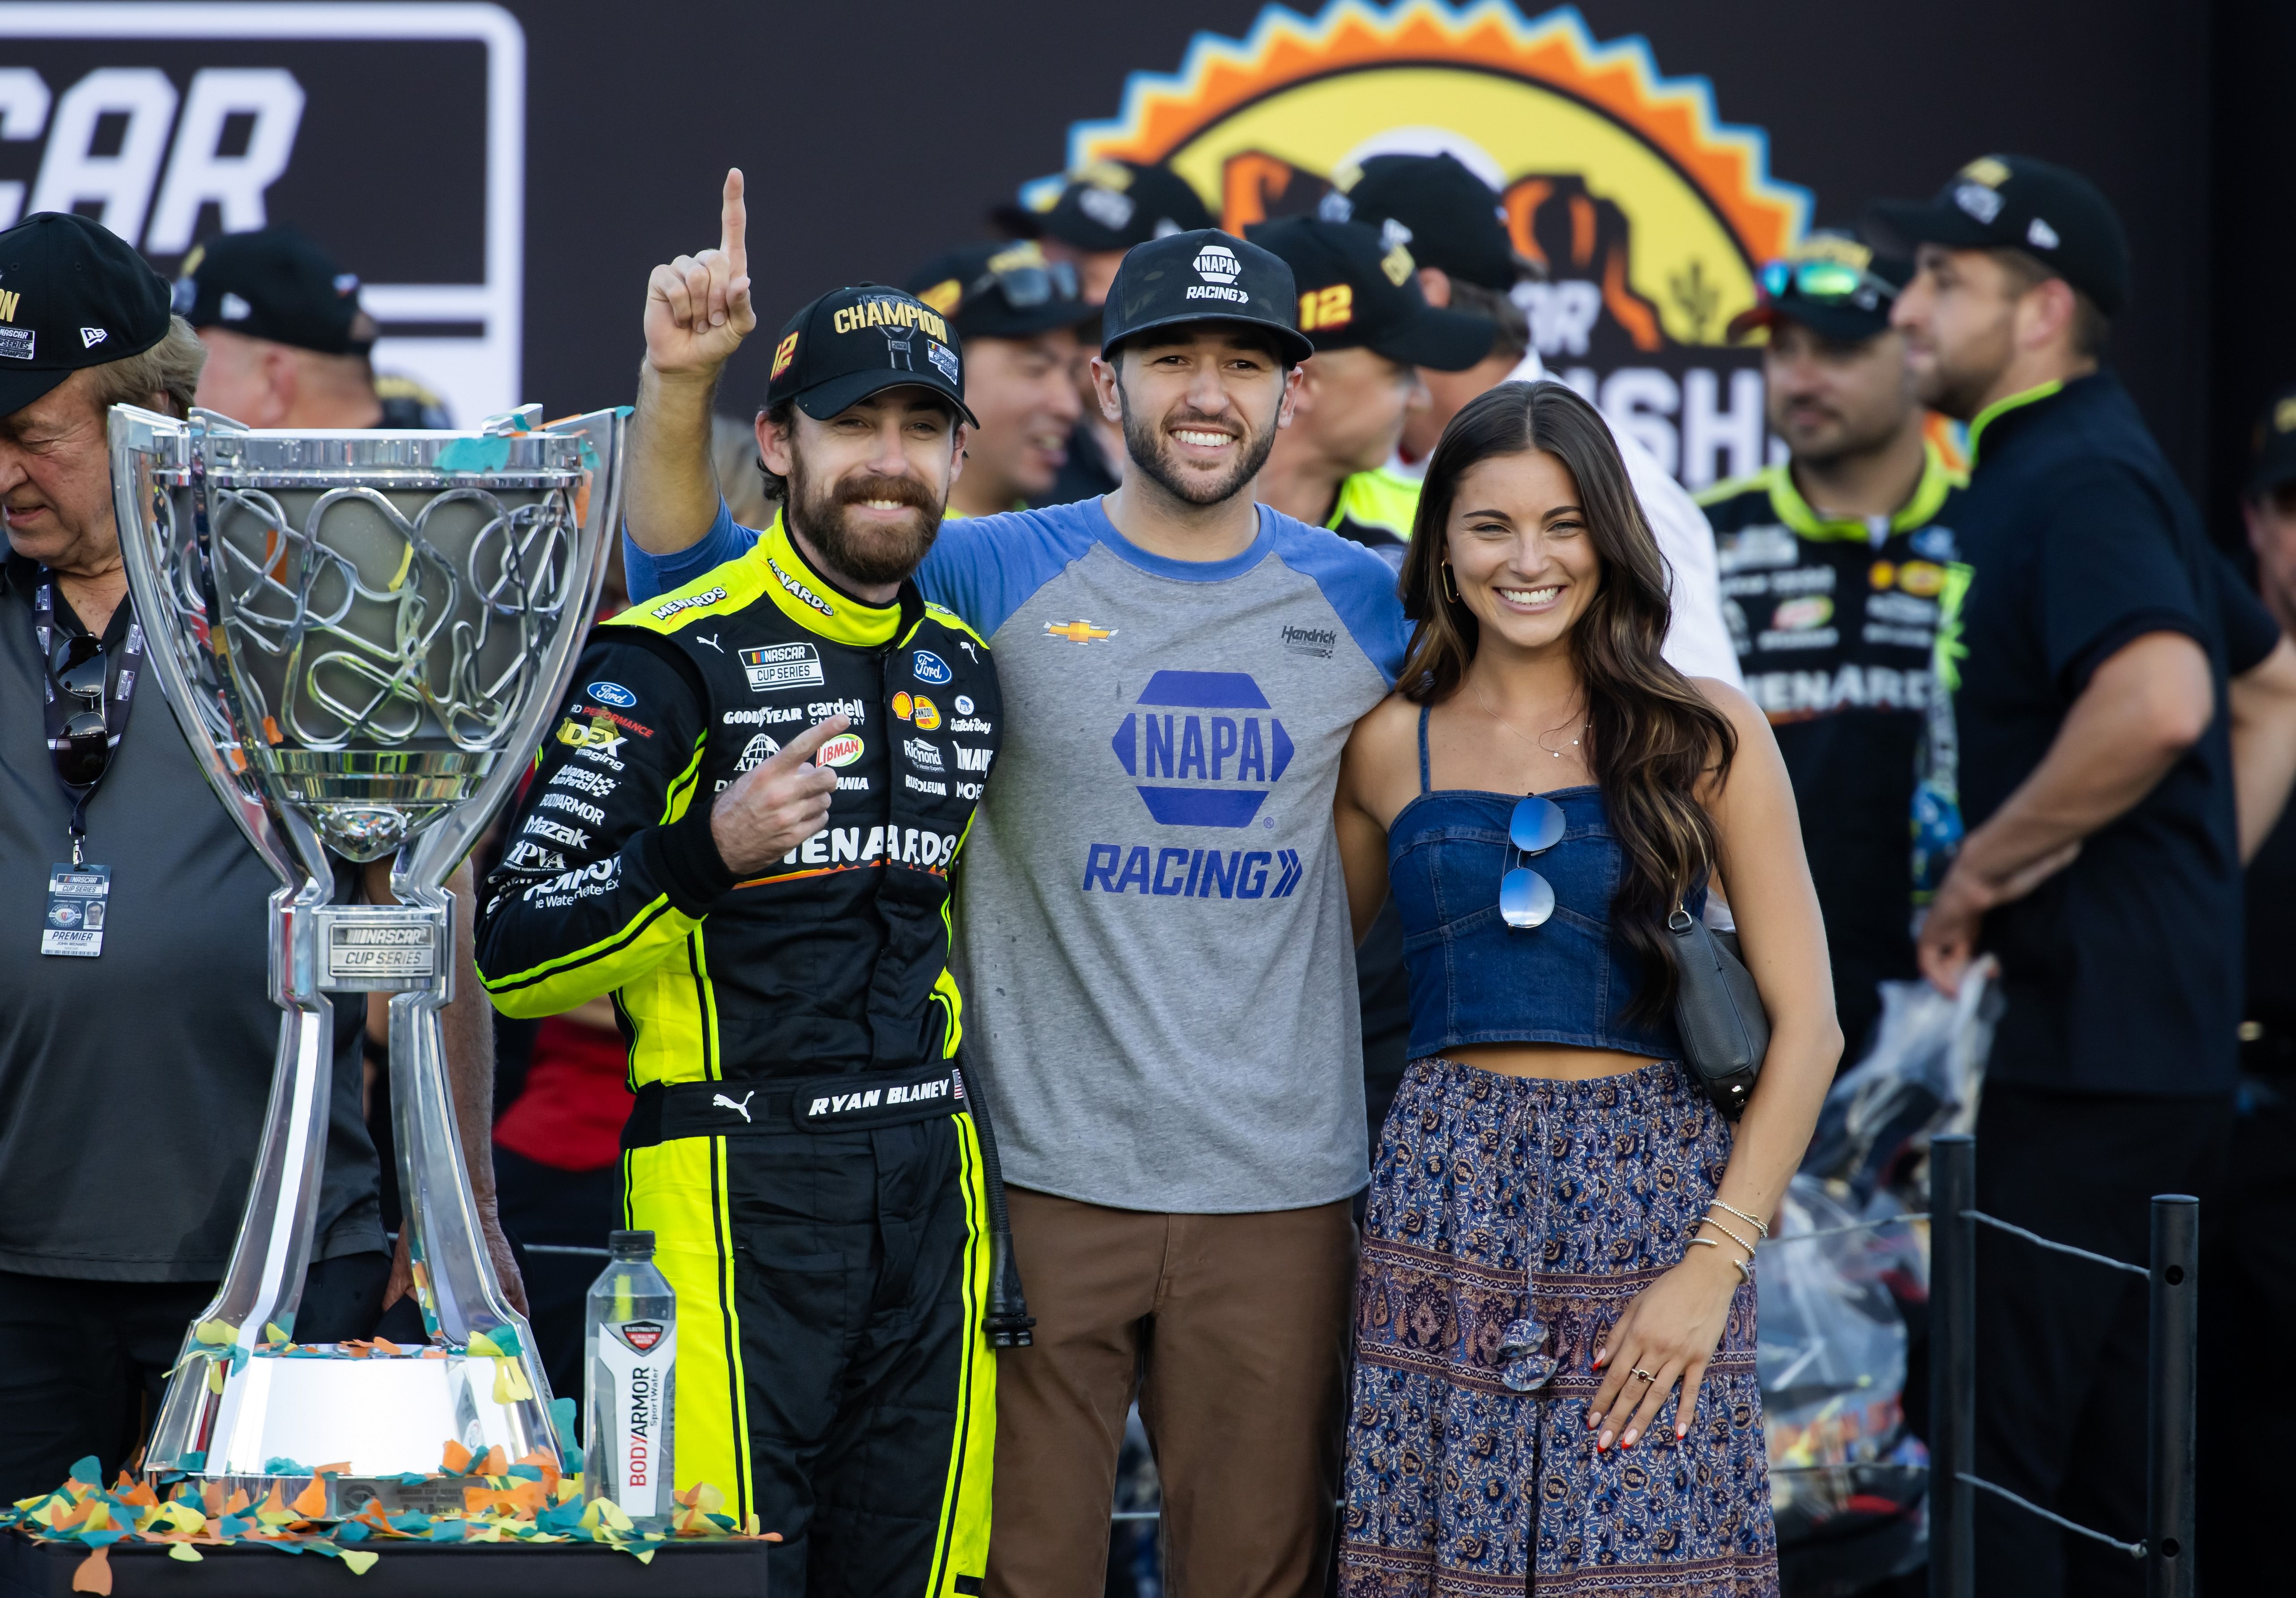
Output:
1441,563,1460,605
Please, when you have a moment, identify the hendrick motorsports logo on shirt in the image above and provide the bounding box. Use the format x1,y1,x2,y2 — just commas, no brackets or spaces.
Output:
742,641,825,692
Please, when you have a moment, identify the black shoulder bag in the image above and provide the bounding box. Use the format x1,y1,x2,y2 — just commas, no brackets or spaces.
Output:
1668,903,1769,1120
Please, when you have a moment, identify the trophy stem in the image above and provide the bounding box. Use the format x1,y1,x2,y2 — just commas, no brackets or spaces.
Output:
146,876,339,1471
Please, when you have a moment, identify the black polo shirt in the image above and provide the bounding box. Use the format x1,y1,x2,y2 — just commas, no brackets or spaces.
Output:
0,554,380,1280
1953,372,2278,1097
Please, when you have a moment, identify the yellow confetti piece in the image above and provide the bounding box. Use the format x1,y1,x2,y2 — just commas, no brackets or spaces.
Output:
341,1548,379,1575
465,1330,505,1358
264,1322,290,1344
194,1320,236,1347
168,1543,203,1563
205,1361,224,1395
491,1356,534,1404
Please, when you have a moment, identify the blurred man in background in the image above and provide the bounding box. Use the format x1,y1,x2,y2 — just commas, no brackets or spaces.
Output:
1245,216,1492,556
1884,154,2296,1597
1699,230,1961,1058
997,160,1214,505
1327,151,1741,685
909,240,1097,517
180,226,446,429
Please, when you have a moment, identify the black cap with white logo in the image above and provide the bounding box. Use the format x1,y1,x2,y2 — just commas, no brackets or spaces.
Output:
904,241,1098,343
1318,152,1516,291
1869,154,2130,316
764,283,979,428
1098,229,1313,365
1245,217,1494,370
996,160,1215,254
1727,229,1912,345
0,212,172,418
2248,383,2296,500
174,225,373,355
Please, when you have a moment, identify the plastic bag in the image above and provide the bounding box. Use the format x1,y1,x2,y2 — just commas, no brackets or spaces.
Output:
1761,1174,1928,1590
1801,958,2002,1206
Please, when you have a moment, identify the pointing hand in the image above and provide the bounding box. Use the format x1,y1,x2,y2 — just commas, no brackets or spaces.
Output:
710,715,847,875
643,167,756,381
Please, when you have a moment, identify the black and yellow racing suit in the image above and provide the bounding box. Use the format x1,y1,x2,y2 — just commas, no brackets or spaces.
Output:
475,514,1001,1598
1698,441,1967,1056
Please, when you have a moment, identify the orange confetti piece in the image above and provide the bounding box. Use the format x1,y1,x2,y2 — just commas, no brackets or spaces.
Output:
441,1440,473,1474
311,1461,351,1477
222,1488,250,1515
291,1477,329,1517
70,1545,110,1594
477,1446,507,1477
48,1498,94,1530
116,1481,156,1508
200,1482,224,1516
371,1338,403,1358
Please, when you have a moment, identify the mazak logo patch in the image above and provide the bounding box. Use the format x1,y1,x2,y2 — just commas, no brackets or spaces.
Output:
768,554,834,617
1110,669,1291,828
742,641,825,692
649,586,726,621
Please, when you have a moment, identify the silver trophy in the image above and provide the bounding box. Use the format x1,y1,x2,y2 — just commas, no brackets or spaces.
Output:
109,402,625,1512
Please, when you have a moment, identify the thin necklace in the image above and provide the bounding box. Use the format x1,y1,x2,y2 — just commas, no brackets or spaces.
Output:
1470,677,1587,760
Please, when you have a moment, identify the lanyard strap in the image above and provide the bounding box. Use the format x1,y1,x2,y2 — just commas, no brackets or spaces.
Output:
33,570,145,856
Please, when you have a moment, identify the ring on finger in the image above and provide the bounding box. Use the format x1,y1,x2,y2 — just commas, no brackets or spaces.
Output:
1630,1366,1656,1383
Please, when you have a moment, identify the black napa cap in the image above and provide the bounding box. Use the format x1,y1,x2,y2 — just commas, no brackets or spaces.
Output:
1318,152,1514,291
1098,229,1313,366
904,241,1098,343
2248,382,2296,499
1868,154,2129,316
1244,217,1493,370
175,225,371,355
1727,229,1912,345
995,160,1214,254
764,284,979,429
0,212,171,418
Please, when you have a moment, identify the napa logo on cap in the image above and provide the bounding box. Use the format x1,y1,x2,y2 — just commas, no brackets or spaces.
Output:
1193,242,1241,284
1012,0,1815,492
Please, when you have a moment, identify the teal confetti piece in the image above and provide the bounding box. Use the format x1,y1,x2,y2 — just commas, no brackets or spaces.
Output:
426,1520,467,1542
334,1519,371,1543
548,1395,578,1452
435,436,513,474
66,1456,99,1484
176,1451,206,1473
77,1528,126,1548
385,1512,431,1533
506,1464,543,1481
261,1456,306,1475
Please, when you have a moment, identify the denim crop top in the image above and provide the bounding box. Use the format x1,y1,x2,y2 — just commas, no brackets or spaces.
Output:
1390,706,1696,1061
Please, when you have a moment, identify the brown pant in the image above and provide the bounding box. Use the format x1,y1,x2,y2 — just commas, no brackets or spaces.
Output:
988,1188,1357,1598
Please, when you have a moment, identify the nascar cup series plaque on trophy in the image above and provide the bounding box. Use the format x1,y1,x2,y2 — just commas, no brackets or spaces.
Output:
108,400,625,1512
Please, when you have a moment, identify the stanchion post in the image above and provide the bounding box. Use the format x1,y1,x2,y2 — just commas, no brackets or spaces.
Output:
2146,1194,2197,1598
1930,1134,1976,1598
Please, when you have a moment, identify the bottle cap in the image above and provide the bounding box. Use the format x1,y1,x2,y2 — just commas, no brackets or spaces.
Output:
608,1229,654,1252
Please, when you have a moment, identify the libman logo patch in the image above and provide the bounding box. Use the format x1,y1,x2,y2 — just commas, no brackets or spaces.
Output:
1020,0,1811,490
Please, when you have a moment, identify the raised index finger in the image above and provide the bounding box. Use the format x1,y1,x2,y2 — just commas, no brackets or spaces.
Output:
769,714,849,769
721,168,747,279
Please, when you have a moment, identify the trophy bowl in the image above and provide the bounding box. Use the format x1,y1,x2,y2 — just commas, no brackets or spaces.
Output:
108,402,626,1510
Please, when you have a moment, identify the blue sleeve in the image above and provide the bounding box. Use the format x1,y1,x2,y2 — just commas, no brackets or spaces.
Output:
915,505,1100,641
1271,518,1409,687
622,501,758,605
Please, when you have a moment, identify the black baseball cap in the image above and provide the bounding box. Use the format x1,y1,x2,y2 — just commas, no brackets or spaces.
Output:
905,241,1098,342
174,226,372,355
996,160,1215,254
1728,230,1912,344
2248,383,2296,500
1869,154,2130,316
1098,229,1313,366
0,212,172,417
764,284,979,428
1318,153,1515,291
1245,217,1493,370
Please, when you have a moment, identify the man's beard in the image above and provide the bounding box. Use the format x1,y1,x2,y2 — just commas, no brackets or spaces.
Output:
1913,316,2016,423
785,455,943,587
1117,382,1278,507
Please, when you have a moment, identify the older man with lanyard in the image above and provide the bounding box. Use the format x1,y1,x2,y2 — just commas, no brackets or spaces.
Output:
1879,155,2296,1596
0,213,514,1500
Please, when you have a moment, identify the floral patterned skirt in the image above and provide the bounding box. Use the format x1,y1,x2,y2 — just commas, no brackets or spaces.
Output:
1340,1057,1778,1598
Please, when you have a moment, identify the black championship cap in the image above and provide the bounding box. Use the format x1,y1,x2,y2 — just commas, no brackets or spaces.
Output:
1245,217,1494,370
2248,383,2296,500
174,225,372,355
1869,154,2130,316
1318,152,1515,291
996,159,1215,254
764,284,979,428
1727,230,1911,344
0,212,171,417
1098,229,1313,365
906,241,1098,342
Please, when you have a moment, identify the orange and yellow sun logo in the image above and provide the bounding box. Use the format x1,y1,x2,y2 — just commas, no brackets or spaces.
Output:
1024,1,1819,487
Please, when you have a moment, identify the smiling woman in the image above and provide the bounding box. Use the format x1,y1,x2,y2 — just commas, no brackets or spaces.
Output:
1329,379,1838,1594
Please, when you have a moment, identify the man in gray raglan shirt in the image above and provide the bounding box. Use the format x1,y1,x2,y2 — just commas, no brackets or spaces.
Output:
623,184,1406,1595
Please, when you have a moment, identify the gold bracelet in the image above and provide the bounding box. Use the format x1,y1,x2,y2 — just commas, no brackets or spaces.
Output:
1697,1214,1758,1259
1708,1199,1770,1240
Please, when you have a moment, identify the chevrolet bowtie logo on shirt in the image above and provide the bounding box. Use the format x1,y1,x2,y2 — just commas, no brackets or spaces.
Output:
1045,619,1116,644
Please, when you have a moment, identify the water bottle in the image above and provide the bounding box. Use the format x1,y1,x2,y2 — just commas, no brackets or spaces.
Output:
583,1229,676,1517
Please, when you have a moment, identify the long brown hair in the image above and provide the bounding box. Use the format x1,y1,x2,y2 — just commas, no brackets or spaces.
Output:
1398,380,1736,1018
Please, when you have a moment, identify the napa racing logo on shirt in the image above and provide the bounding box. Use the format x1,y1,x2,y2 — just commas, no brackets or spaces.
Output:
1090,669,1303,901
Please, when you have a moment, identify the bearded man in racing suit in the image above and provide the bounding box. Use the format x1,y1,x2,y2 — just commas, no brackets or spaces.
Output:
476,175,1005,1598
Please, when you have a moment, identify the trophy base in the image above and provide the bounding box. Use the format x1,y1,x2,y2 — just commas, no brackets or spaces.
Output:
156,1345,557,1512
